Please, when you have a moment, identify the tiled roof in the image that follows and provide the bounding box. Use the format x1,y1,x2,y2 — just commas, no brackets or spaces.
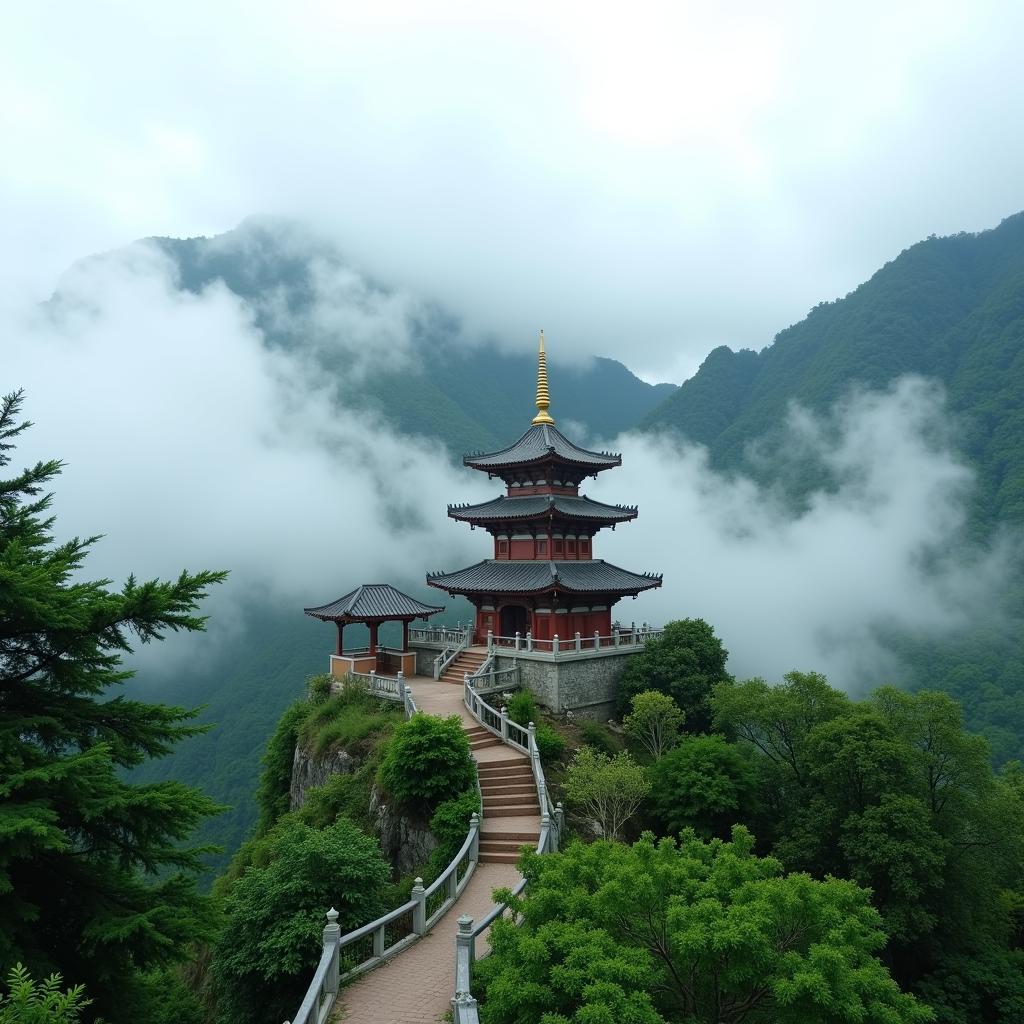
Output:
304,584,444,622
464,424,621,471
448,494,637,523
426,559,662,596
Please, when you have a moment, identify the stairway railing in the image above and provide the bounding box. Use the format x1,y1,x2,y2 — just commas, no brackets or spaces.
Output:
433,624,475,678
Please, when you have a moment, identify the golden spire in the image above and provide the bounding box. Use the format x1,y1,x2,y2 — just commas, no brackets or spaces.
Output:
531,329,555,426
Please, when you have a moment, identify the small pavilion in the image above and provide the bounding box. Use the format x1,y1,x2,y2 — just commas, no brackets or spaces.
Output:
304,583,444,678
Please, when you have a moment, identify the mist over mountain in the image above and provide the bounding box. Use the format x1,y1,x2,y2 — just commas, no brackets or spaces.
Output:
643,210,1024,531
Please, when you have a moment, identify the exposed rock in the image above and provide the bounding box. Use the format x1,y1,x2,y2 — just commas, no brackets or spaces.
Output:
370,787,438,876
289,744,356,810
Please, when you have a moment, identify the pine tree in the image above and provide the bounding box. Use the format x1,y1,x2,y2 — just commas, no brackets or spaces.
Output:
0,389,228,1021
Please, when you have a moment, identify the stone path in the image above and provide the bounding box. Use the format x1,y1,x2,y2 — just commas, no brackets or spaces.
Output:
331,671,538,1024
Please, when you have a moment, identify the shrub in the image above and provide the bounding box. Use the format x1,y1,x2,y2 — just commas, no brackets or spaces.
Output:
535,723,567,764
578,719,620,755
429,788,482,867
0,965,90,1024
623,691,685,759
378,714,475,812
299,691,400,756
211,817,389,1024
563,747,650,841
254,699,309,834
506,690,538,727
307,673,332,704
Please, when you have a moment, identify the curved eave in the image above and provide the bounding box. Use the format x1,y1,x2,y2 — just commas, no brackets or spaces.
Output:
446,505,637,526
426,560,663,598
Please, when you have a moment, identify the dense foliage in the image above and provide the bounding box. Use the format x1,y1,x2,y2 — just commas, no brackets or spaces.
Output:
622,690,685,758
616,618,731,729
0,965,89,1024
563,747,650,841
377,713,475,811
0,391,226,1022
476,829,933,1024
210,817,389,1024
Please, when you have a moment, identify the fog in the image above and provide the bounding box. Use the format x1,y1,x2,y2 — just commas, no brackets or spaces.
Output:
2,240,1012,687
4,2,1024,381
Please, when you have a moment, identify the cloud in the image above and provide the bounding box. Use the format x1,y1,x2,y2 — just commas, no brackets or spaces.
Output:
2,242,490,667
595,377,1013,687
4,3,1024,380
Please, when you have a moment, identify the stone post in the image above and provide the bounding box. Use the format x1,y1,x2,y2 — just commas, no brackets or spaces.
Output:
323,907,341,994
526,630,533,652
500,705,509,742
555,801,565,848
540,808,551,850
487,629,494,652
574,631,581,652
412,877,426,935
613,628,620,647
469,811,480,861
552,634,559,655
594,630,600,649
452,915,478,1019
397,670,404,694
515,631,521,651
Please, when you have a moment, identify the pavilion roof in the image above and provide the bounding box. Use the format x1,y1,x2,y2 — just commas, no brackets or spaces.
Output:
448,493,637,524
463,424,621,473
426,559,661,596
304,584,444,623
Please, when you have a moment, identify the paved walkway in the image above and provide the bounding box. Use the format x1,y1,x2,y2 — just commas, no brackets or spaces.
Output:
331,672,536,1024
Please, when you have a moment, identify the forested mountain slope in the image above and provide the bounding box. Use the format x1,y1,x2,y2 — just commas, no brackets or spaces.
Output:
151,222,673,453
644,211,1024,529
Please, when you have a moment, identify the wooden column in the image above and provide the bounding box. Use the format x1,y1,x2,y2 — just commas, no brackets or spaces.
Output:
402,620,409,652
368,621,379,656
335,621,344,656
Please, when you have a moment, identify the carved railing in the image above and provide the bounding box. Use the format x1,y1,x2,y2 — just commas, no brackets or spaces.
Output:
432,624,475,679
408,622,473,646
455,675,565,1022
486,623,662,657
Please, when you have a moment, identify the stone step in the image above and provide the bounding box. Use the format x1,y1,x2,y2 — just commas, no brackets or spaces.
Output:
470,737,502,750
480,830,540,843
481,785,536,798
480,852,521,864
485,795,540,809
479,840,533,853
478,769,532,781
477,759,531,772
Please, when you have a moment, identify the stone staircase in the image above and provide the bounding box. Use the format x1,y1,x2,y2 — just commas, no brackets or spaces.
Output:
476,755,540,864
440,648,488,684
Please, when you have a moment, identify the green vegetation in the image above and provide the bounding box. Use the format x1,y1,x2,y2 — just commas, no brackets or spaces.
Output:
0,965,90,1024
505,688,537,726
210,818,389,1024
378,713,475,811
0,391,226,1023
622,689,685,758
562,747,650,841
533,722,567,763
616,618,731,730
477,830,933,1024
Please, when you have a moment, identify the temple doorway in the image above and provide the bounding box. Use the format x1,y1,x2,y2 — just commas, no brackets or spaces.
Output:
499,603,530,638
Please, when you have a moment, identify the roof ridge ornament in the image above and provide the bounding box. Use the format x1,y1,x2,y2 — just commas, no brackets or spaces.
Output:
531,329,555,426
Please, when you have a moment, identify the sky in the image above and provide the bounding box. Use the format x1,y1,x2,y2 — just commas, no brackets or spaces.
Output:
2,2,1021,694
4,0,1024,381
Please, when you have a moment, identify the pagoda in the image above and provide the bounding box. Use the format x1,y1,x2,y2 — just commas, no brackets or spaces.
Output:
427,332,661,646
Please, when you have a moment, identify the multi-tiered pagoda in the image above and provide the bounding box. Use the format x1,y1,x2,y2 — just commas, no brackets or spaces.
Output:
428,333,661,645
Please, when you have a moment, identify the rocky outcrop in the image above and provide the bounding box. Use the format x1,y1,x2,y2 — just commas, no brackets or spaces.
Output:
370,787,438,876
288,740,437,877
289,744,356,810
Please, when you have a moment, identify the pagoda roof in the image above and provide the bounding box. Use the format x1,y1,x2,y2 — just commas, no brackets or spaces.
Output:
464,424,621,473
426,559,661,596
448,494,637,524
305,584,444,623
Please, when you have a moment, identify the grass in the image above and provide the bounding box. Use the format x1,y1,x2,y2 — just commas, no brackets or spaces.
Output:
298,681,403,756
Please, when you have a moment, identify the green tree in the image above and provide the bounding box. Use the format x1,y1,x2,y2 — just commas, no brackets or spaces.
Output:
210,817,389,1024
377,713,475,811
0,964,90,1024
563,747,650,841
477,828,933,1024
648,734,754,838
0,390,226,1022
617,619,730,731
622,690,685,759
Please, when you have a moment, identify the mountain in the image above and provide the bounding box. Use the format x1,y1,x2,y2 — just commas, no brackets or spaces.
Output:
643,211,1024,530
642,212,1024,763
152,222,674,454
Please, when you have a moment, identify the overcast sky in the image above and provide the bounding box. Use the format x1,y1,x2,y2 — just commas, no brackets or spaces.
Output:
4,1,1024,381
